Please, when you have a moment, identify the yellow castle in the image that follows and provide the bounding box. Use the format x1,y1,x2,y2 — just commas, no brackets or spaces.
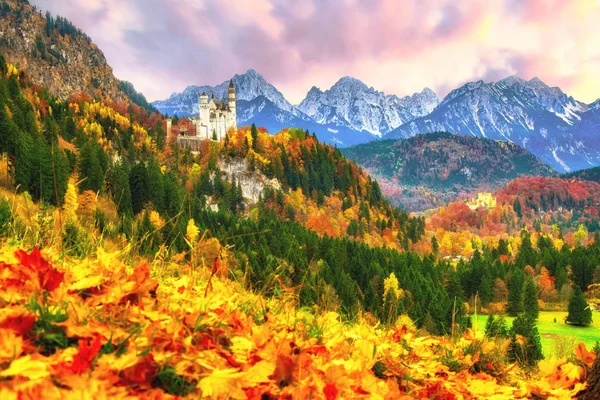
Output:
467,192,496,210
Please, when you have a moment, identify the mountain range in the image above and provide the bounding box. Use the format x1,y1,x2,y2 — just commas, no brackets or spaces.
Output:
152,71,600,173
152,70,439,146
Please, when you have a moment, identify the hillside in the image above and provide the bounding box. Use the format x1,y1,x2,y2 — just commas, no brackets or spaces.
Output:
563,165,600,184
342,132,555,211
0,0,127,101
424,175,600,259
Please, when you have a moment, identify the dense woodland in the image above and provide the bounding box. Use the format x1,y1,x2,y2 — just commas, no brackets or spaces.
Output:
564,165,600,185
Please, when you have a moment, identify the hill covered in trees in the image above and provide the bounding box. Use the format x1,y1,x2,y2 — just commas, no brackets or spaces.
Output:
563,165,600,184
342,132,555,211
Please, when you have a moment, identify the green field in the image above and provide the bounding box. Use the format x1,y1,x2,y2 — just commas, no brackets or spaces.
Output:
472,311,600,357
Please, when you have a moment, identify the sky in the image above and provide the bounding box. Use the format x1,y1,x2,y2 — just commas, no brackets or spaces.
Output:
31,0,600,104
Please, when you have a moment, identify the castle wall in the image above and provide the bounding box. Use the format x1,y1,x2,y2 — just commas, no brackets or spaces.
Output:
194,85,237,141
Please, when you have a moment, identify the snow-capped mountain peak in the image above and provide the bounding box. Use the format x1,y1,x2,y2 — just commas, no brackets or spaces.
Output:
151,69,294,117
385,75,598,172
296,77,439,136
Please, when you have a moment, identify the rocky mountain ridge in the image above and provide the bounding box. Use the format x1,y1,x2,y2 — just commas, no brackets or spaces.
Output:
0,0,127,102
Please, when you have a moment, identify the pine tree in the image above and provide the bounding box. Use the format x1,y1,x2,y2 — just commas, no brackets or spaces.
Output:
78,141,104,193
507,270,524,316
129,163,148,215
431,235,439,254
514,198,523,218
107,162,133,216
507,314,544,367
250,123,258,150
566,286,592,326
485,314,509,338
479,269,494,306
522,276,539,320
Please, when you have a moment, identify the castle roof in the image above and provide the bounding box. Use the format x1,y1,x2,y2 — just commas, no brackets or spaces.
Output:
229,79,234,89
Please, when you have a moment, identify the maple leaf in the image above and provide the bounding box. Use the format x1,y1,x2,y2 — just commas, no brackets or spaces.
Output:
575,343,596,368
0,329,24,362
323,383,338,400
198,368,246,399
14,247,64,292
0,307,36,336
0,355,50,380
120,354,158,387
69,334,104,374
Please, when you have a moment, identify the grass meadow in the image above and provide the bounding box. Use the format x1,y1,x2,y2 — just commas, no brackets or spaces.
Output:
472,311,600,358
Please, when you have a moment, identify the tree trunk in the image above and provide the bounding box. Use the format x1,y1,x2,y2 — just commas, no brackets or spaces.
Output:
577,356,600,399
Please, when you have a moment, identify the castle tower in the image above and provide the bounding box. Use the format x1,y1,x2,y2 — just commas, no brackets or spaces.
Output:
228,80,237,130
166,118,172,137
198,92,210,138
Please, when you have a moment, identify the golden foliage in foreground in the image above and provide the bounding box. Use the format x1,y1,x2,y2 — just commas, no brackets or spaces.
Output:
0,244,595,399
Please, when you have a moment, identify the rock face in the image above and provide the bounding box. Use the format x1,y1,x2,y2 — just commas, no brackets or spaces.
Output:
219,158,281,205
297,77,439,137
385,76,598,172
0,0,126,101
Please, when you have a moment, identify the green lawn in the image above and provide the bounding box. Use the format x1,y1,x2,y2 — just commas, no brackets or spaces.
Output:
471,311,600,358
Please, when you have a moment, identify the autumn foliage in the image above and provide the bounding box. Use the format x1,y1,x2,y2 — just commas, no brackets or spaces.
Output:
0,245,597,398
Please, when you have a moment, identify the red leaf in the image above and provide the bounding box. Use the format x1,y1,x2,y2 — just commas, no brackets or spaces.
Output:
324,383,338,400
0,313,36,336
15,247,64,291
70,334,104,374
121,354,158,386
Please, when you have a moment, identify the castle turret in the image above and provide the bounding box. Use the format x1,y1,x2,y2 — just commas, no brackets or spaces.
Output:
198,92,210,137
228,80,237,131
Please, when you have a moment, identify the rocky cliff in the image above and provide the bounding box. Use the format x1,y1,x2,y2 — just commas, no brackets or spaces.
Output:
0,0,126,101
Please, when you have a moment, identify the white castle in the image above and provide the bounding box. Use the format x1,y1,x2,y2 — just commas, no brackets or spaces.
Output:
197,80,237,140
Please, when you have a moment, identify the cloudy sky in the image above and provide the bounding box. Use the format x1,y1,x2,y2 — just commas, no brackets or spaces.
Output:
31,0,600,104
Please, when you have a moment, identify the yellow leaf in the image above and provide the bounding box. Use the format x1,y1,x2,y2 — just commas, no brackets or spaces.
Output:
0,329,23,362
243,360,275,385
0,355,50,380
199,368,246,399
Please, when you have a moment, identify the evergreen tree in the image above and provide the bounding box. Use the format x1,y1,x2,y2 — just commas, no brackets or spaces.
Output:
78,141,104,193
485,314,509,338
250,123,258,149
28,134,53,202
129,163,149,215
566,286,593,326
146,158,165,212
555,265,568,291
507,314,544,367
522,276,539,320
479,269,494,306
431,235,439,254
107,162,133,216
507,270,524,316
514,198,523,218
